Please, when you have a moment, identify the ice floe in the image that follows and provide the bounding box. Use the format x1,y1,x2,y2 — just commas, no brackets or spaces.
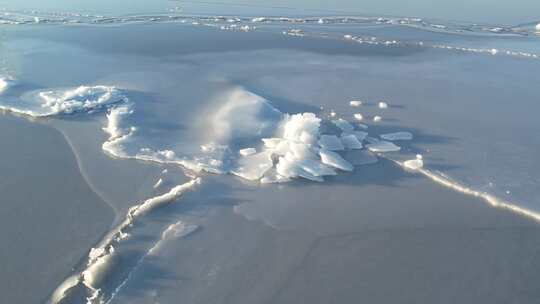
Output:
380,131,413,141
366,140,401,152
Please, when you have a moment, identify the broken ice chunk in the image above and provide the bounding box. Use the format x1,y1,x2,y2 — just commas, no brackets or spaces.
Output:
353,113,363,121
378,101,388,109
373,115,382,122
319,149,354,171
380,132,413,141
289,142,318,160
332,118,354,132
351,131,368,141
260,168,291,184
357,123,369,130
239,147,257,156
340,134,363,149
366,140,401,152
231,151,273,181
403,154,423,170
350,100,362,107
318,135,345,151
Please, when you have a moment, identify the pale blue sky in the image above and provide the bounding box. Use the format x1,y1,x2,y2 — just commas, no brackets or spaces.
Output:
1,0,538,24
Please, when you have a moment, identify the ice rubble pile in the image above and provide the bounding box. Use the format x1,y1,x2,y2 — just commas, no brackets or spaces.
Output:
231,108,415,183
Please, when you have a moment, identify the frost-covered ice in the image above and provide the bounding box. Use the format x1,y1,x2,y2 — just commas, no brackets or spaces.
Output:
349,100,362,107
378,101,388,109
366,140,401,152
403,154,424,170
353,113,363,121
318,135,345,151
239,147,256,156
380,131,413,141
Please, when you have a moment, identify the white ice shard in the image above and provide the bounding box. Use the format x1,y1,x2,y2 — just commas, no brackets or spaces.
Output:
239,147,256,156
350,100,362,107
153,178,163,189
318,134,345,151
341,134,363,149
353,113,363,121
332,118,354,132
319,149,354,171
380,131,413,141
536,23,540,31
404,154,424,170
378,101,388,109
231,151,273,181
366,140,401,152
373,115,382,122
275,154,323,182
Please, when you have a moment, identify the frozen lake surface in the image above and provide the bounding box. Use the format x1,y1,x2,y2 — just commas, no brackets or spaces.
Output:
1,7,540,304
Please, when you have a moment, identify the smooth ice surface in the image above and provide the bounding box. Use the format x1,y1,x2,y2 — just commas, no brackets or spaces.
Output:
380,132,414,141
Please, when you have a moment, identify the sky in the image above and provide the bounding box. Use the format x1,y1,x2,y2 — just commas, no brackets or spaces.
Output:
0,0,539,24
